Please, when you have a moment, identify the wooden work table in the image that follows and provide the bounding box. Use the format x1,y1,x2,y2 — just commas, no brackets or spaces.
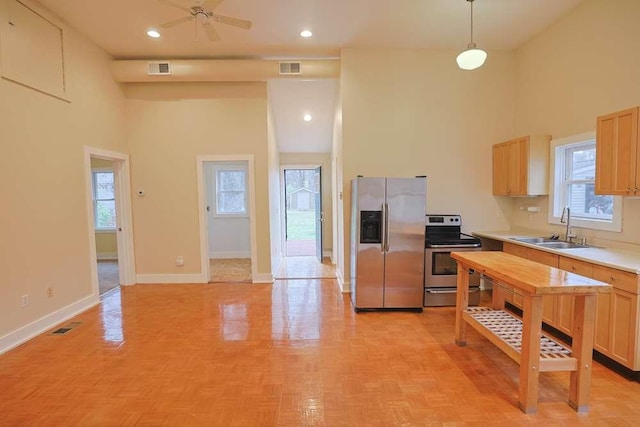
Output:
451,251,611,414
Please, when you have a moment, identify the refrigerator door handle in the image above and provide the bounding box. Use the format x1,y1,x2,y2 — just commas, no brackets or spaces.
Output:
384,203,390,252
380,203,386,253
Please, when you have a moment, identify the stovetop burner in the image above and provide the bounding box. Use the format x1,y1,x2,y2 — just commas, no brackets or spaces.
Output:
425,214,481,247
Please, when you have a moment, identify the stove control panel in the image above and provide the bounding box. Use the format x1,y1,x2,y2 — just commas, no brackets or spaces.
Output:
426,214,461,226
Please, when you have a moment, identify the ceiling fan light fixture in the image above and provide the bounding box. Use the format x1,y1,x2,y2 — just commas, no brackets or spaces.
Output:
457,0,486,70
300,30,313,38
146,28,161,38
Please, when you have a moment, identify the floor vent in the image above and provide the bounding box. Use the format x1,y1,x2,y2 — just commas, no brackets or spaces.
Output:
51,322,82,335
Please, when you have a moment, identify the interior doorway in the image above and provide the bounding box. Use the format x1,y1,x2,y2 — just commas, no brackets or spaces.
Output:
197,155,258,284
283,167,323,260
91,158,120,295
84,147,136,299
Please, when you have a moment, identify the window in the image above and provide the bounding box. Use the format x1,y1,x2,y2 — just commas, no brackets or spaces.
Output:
216,169,247,215
92,170,116,230
549,132,622,232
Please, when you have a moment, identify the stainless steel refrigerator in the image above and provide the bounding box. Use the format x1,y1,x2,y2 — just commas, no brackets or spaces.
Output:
350,177,426,311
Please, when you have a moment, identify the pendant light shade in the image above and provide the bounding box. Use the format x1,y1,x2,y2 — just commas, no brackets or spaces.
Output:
456,45,487,70
457,0,487,70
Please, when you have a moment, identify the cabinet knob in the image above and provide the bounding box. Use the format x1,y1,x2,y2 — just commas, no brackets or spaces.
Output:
610,276,615,283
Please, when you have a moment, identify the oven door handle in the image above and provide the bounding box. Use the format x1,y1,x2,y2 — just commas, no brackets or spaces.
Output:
426,244,481,248
425,287,480,294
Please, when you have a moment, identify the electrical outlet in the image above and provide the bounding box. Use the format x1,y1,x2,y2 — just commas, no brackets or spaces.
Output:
47,287,54,298
176,256,184,266
21,294,29,308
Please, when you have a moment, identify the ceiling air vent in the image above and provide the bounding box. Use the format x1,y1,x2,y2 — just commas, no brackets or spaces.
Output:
148,62,171,76
279,61,302,75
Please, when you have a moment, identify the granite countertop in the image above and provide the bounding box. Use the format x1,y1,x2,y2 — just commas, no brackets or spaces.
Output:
473,230,640,275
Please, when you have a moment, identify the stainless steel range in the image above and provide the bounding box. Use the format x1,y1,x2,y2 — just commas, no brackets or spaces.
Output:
424,214,481,307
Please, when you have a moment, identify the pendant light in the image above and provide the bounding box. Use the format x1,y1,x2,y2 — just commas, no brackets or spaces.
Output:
456,0,487,70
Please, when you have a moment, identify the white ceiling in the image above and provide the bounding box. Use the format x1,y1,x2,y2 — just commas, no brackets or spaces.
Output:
35,0,585,152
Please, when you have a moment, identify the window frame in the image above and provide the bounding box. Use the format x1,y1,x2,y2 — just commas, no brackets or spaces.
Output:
214,166,248,218
92,168,117,232
548,131,622,232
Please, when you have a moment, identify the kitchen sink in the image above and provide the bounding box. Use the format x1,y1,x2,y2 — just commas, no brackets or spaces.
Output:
509,237,592,249
535,241,591,249
510,237,557,244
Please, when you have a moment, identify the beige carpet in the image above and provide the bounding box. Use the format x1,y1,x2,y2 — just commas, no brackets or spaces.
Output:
97,260,119,295
209,258,252,283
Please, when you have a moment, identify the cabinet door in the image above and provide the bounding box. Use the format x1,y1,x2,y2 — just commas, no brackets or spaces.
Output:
556,257,594,336
593,266,640,370
610,289,638,368
508,138,529,196
594,292,612,355
492,143,510,196
596,107,638,195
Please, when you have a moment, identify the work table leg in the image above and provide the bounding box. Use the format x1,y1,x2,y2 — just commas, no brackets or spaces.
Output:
518,295,543,414
569,294,596,413
454,264,470,346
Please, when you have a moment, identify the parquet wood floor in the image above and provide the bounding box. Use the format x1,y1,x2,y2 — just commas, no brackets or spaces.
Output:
1,281,640,426
275,256,336,280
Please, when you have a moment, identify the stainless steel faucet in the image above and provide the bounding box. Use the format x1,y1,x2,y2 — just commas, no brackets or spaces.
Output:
560,206,577,242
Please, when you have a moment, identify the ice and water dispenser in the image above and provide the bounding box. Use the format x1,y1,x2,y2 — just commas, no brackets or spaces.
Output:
360,211,382,244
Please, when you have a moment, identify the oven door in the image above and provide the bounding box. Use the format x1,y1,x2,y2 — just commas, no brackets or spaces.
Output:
424,245,481,288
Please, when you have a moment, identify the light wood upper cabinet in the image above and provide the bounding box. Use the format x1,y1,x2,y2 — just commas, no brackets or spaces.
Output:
596,107,640,196
492,135,551,196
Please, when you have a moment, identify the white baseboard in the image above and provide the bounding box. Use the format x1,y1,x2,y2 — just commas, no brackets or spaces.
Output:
97,252,118,261
336,269,349,293
252,273,274,283
0,294,100,356
209,251,251,259
271,255,283,278
136,273,207,284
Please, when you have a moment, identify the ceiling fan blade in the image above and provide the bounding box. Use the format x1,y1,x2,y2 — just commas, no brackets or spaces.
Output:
157,0,192,13
202,0,224,11
211,14,252,30
202,22,220,41
160,15,195,28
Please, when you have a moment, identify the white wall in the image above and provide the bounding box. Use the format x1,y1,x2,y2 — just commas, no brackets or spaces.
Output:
124,82,272,278
340,48,516,290
267,100,282,275
0,0,127,344
511,0,640,248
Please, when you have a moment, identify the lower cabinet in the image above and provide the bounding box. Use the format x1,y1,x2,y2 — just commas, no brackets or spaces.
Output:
502,243,640,370
592,266,640,370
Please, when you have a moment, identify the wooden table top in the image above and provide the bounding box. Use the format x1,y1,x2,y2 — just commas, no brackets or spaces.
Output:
451,251,611,296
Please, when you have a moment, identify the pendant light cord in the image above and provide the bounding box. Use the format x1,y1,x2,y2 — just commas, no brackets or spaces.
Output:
470,0,474,45
469,0,475,47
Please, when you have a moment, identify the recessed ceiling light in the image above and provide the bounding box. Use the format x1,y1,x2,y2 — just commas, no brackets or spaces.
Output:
303,114,312,122
147,29,161,39
300,30,313,38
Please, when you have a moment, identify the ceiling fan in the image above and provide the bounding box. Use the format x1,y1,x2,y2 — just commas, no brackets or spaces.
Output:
158,0,252,42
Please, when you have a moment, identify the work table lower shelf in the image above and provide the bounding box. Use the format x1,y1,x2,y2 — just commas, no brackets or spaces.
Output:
463,307,578,372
